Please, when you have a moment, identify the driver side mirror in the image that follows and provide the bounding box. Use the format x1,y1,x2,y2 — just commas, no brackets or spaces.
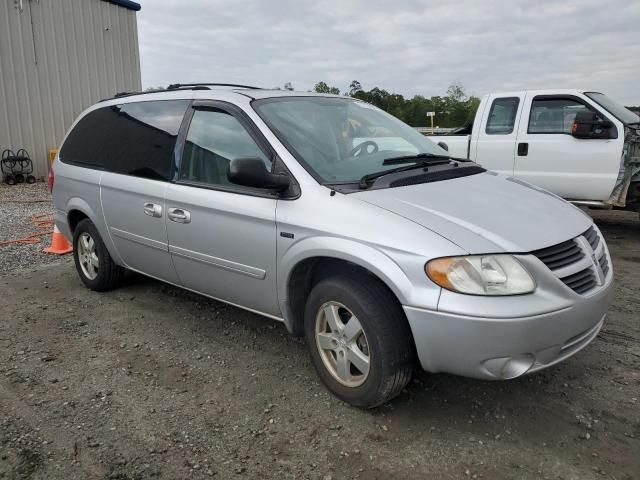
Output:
571,111,615,139
228,157,291,192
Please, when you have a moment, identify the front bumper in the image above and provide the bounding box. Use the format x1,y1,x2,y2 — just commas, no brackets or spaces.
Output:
403,276,613,380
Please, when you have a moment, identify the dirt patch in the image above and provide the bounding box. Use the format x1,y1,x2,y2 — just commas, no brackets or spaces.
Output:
0,210,638,479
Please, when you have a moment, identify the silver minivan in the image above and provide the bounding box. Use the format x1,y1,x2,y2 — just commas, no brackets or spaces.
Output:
51,84,614,408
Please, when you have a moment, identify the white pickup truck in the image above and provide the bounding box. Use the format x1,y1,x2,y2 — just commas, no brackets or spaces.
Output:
427,89,640,215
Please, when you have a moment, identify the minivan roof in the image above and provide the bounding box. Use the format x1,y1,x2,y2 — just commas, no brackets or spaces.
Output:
99,85,343,106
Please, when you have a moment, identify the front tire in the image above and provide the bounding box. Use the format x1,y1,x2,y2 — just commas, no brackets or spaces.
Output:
304,272,415,408
72,219,124,291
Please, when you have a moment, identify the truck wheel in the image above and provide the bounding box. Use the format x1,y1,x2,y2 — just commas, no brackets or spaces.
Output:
304,273,415,408
73,219,124,291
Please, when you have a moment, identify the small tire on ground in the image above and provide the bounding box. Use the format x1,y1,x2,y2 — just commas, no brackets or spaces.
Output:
15,174,25,183
26,175,36,184
72,219,124,292
304,272,415,408
5,175,16,185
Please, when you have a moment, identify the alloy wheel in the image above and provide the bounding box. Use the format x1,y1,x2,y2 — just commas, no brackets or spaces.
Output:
77,232,99,280
315,301,371,387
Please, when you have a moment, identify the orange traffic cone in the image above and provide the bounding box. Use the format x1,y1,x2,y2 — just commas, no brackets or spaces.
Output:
43,225,73,254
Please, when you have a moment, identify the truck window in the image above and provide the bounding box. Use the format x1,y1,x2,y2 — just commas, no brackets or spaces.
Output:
528,98,593,134
485,97,519,135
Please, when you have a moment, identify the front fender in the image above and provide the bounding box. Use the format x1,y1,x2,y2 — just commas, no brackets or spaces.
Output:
278,236,421,331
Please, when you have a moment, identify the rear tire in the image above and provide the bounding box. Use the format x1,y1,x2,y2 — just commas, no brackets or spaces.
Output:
72,219,124,291
304,272,415,408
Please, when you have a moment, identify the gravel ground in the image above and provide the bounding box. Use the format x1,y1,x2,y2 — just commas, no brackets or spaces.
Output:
0,183,56,275
0,204,638,479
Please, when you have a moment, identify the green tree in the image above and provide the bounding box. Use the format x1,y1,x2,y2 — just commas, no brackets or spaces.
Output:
314,81,340,95
349,80,363,96
310,79,482,128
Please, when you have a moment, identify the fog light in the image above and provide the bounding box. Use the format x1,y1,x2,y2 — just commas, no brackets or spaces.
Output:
483,353,535,379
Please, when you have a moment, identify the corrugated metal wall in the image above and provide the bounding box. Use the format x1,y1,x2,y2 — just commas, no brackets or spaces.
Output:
0,0,141,178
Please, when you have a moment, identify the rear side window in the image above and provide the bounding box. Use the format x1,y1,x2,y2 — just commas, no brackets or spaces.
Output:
485,97,519,135
60,100,189,181
528,98,594,134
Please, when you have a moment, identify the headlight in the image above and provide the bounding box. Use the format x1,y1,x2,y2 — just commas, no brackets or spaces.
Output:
425,255,536,295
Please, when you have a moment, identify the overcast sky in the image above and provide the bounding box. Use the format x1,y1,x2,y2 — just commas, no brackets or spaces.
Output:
136,0,640,105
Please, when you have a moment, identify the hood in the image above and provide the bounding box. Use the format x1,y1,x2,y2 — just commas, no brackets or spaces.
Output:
352,171,592,254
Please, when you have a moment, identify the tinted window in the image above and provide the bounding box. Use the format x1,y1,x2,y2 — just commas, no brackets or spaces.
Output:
60,100,189,180
528,98,594,134
485,97,519,135
180,109,270,186
59,107,117,168
109,100,189,180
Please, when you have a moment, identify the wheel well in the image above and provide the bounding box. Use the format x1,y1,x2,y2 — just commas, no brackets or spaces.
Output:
68,210,88,234
286,257,403,336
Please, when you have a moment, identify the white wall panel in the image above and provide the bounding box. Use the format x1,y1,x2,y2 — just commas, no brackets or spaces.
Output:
0,0,141,178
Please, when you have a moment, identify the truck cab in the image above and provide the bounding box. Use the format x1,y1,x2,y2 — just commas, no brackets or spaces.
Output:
429,89,640,214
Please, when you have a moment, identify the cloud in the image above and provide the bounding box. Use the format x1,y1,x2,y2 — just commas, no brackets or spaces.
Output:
137,0,640,104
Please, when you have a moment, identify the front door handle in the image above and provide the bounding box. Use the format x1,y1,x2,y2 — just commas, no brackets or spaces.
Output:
143,203,162,218
517,142,529,156
168,208,191,224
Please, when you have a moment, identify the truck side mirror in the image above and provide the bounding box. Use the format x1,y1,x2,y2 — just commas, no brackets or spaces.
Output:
571,111,615,139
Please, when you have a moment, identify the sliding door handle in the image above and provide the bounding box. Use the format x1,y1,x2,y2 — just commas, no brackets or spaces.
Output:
168,208,191,224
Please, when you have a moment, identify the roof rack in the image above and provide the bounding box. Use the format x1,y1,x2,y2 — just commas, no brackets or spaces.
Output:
99,83,261,102
167,83,262,90
100,85,211,102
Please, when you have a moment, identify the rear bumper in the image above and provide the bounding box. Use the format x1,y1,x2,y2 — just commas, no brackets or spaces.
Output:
54,209,72,240
403,279,613,380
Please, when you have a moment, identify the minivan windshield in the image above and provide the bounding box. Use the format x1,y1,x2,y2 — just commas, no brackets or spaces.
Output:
585,92,640,125
253,97,451,184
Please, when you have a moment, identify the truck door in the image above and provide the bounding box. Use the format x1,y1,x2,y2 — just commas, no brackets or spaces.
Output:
473,94,524,176
513,94,621,201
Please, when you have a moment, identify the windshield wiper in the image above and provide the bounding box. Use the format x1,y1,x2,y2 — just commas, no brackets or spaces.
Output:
382,152,466,165
358,157,453,189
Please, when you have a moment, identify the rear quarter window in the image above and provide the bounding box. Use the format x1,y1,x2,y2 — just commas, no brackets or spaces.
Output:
59,107,117,169
59,100,189,181
485,97,520,135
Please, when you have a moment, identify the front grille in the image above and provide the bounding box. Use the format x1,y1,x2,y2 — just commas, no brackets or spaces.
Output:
532,239,584,270
584,226,600,251
561,268,597,294
599,252,609,277
532,225,609,295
